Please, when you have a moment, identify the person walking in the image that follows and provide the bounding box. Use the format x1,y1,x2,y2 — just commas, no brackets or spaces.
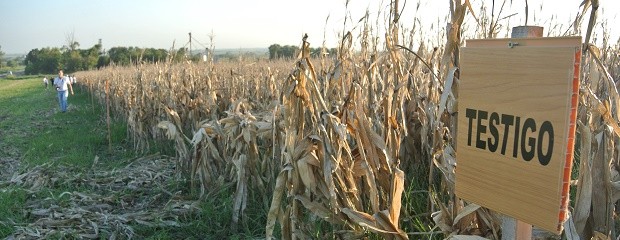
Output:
43,77,49,90
54,70,74,113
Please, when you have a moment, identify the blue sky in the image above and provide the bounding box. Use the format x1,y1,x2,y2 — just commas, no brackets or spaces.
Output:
0,0,618,54
1,0,401,54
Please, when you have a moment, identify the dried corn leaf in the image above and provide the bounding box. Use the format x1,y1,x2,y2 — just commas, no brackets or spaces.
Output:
163,106,182,128
374,210,409,239
452,204,480,227
390,169,405,228
563,212,580,240
266,164,293,239
190,128,206,146
447,235,488,240
592,231,611,240
574,121,593,235
438,67,457,119
157,121,178,140
340,208,376,229
611,180,620,202
432,208,452,233
587,88,620,137
295,195,341,224
297,155,318,193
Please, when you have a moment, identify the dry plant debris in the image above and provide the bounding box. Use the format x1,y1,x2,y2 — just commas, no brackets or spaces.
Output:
2,155,199,239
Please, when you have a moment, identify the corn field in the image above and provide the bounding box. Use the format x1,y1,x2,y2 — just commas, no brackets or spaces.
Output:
77,0,620,239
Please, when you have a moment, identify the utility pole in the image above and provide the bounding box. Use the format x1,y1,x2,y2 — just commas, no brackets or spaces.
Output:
98,38,103,55
188,32,192,59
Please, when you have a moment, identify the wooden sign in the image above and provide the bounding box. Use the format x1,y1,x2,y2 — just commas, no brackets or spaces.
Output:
455,37,581,233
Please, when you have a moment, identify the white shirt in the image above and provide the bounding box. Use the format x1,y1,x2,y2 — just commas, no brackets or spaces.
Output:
55,76,70,91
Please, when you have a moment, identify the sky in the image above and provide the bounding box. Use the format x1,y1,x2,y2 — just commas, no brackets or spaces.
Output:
0,0,618,55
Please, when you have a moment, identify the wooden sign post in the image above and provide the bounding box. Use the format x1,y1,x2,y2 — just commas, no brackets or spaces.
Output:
504,26,541,240
455,32,581,236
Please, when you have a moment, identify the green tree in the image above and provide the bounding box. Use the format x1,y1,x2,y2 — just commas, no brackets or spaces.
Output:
310,47,337,57
141,48,167,63
7,59,16,67
282,45,299,59
97,55,110,68
107,46,169,66
268,44,299,59
108,47,131,65
24,47,62,74
128,47,141,64
171,47,187,62
0,45,5,68
268,44,281,60
81,44,101,70
62,50,82,72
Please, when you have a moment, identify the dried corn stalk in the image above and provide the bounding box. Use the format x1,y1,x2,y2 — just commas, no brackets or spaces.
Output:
265,33,408,239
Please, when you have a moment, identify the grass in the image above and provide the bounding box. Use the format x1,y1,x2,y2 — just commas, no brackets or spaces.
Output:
0,65,25,75
0,76,130,167
0,187,27,237
0,77,266,239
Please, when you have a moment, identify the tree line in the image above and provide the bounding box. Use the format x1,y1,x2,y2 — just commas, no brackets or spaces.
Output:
23,43,190,75
268,44,337,60
21,42,338,75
